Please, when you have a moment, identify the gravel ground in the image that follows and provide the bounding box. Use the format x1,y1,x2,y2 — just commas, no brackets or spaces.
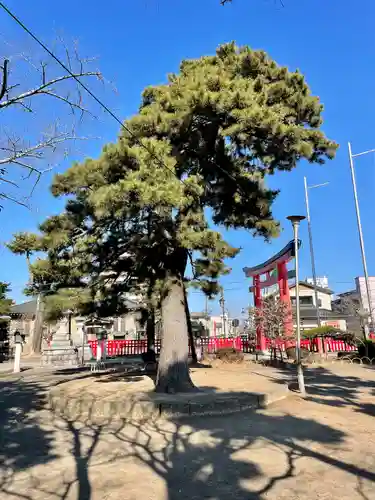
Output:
0,363,375,499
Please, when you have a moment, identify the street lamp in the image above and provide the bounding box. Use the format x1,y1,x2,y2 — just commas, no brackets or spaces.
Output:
348,142,375,336
287,215,306,397
304,177,329,329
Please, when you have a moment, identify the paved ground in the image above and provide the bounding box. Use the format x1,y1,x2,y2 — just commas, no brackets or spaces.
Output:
0,363,375,499
0,357,42,373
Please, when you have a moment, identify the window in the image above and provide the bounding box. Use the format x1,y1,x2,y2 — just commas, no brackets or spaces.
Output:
291,296,313,305
300,296,313,306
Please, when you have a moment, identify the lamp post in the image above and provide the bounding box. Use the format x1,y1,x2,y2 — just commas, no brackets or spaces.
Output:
287,215,306,397
348,142,375,336
304,177,329,329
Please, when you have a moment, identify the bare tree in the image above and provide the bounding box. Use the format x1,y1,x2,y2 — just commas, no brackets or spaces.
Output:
0,37,104,207
332,296,368,340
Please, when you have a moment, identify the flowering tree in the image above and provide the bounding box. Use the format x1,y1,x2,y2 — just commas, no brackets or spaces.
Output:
249,296,292,359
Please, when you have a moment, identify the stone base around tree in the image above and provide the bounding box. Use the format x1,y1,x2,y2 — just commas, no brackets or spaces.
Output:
48,362,291,423
49,385,290,423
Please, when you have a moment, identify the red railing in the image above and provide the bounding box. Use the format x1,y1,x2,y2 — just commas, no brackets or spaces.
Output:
88,336,356,358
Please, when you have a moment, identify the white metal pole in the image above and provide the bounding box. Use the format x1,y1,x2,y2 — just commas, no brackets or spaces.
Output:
96,341,102,362
13,343,21,373
348,142,374,336
304,177,321,328
293,221,306,396
81,325,85,365
287,215,307,396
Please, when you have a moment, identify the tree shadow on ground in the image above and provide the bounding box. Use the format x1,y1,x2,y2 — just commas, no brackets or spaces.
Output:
260,359,375,422
1,364,375,500
49,391,375,500
0,376,57,498
279,365,375,419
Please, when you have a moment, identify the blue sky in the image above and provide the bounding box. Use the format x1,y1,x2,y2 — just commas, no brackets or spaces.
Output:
1,0,375,317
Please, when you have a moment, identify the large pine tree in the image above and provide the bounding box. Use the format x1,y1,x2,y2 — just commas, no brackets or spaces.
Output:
20,43,337,392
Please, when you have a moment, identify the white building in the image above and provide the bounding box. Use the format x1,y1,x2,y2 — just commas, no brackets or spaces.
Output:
355,277,375,314
355,276,375,329
306,276,329,289
289,282,347,331
190,312,239,337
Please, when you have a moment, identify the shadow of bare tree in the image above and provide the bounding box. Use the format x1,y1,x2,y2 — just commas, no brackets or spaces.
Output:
0,365,375,499
280,365,375,419
0,377,57,499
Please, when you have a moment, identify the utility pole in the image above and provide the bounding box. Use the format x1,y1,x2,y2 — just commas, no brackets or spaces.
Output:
304,177,328,328
219,289,226,337
348,142,375,335
205,295,209,336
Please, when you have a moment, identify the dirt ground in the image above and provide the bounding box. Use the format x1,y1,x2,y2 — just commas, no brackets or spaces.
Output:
51,361,287,400
1,362,375,500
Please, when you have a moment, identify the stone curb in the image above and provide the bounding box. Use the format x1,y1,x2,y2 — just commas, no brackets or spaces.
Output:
48,384,290,423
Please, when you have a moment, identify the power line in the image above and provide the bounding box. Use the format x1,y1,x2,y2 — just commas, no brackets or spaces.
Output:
0,2,185,185
0,2,249,203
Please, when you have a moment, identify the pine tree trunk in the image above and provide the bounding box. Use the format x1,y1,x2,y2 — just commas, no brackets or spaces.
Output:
31,294,43,354
155,276,197,393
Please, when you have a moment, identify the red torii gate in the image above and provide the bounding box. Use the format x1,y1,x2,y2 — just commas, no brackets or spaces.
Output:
243,240,299,351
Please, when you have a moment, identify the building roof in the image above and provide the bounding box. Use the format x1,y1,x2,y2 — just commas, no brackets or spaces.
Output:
191,312,207,319
336,289,359,299
294,307,346,321
289,281,333,295
10,297,140,318
10,299,37,316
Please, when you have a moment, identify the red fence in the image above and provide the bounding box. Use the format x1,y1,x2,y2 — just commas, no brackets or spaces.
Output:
265,338,357,353
88,336,356,358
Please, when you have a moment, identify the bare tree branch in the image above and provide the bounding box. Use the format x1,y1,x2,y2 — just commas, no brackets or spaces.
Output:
0,133,91,167
0,176,18,187
0,58,9,101
0,191,29,208
0,36,106,208
38,90,94,118
0,70,100,109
